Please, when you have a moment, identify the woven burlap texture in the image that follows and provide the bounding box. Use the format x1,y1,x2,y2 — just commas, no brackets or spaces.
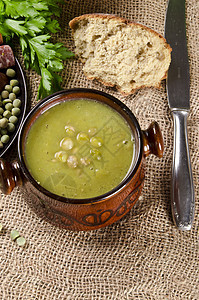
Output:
1,0,199,299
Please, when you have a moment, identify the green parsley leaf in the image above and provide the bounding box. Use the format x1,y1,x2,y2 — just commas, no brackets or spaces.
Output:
26,17,46,36
41,68,53,92
5,19,27,35
48,59,63,72
0,0,74,99
56,47,76,60
46,19,61,33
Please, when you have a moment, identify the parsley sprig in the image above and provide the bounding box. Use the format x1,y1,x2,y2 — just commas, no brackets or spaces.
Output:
0,0,74,99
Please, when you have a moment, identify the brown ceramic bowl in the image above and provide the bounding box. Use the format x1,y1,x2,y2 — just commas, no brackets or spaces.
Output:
0,89,164,231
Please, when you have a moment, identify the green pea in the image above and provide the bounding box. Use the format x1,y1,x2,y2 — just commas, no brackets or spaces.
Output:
16,236,26,246
76,132,89,143
0,100,3,107
9,93,16,101
90,137,103,148
0,107,4,114
3,110,12,118
80,157,91,166
0,118,8,129
65,125,75,136
13,99,21,108
67,155,78,168
0,141,3,148
6,68,16,78
54,151,68,162
1,134,9,144
88,127,97,136
5,103,13,111
12,107,21,116
1,90,9,99
10,230,20,240
9,115,18,124
1,128,7,135
12,86,20,95
10,79,19,87
60,137,74,150
90,148,102,160
4,85,12,93
0,115,2,119
2,99,12,105
7,123,15,132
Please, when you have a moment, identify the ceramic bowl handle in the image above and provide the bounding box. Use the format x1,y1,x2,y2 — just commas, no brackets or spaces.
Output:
0,158,23,195
142,121,164,158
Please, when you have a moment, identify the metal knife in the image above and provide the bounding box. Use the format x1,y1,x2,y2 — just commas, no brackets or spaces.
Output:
165,0,195,230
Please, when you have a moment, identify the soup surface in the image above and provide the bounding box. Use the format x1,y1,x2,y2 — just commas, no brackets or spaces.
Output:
24,98,135,199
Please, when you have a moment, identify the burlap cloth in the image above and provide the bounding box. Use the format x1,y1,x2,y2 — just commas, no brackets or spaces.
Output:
0,0,198,299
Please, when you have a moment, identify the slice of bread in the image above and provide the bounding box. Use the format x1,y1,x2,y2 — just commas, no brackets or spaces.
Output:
69,14,172,95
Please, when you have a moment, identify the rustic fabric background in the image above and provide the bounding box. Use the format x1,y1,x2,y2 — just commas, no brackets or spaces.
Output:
0,0,199,299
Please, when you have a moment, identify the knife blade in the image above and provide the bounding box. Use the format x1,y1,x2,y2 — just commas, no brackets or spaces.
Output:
165,0,195,230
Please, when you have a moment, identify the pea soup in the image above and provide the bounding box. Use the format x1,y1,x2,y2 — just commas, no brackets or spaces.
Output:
24,99,135,199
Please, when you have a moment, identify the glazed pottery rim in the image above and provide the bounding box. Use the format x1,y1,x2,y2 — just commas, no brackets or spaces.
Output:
18,88,143,205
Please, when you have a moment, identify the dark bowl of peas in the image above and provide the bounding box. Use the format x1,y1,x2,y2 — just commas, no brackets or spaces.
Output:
0,58,27,157
0,89,164,231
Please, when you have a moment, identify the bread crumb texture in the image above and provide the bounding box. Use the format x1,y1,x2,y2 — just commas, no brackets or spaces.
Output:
70,15,172,95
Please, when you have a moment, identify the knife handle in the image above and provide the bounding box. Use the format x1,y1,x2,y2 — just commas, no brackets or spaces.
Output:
171,109,195,230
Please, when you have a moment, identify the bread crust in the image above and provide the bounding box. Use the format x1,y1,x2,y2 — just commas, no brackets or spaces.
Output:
70,14,171,51
69,14,172,95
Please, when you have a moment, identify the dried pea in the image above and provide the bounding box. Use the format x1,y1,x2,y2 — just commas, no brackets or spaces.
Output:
12,86,20,95
9,115,18,124
10,230,20,240
90,137,103,148
6,68,16,78
90,149,102,160
10,79,19,87
1,128,7,135
1,90,9,99
5,103,13,111
76,132,89,143
1,135,10,144
0,69,22,151
88,127,97,136
2,99,12,105
80,157,91,166
5,85,12,93
12,107,21,116
13,99,21,108
16,236,26,247
54,151,68,162
60,137,74,150
0,117,8,129
67,155,78,168
7,123,15,132
9,93,16,101
3,110,12,118
65,125,75,136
